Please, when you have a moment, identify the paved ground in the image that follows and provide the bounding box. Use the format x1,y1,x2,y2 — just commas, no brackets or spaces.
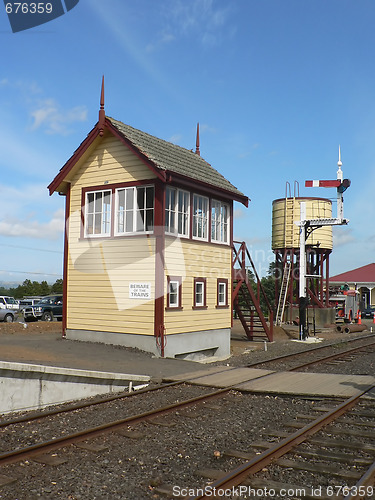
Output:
0,319,372,381
0,330,207,380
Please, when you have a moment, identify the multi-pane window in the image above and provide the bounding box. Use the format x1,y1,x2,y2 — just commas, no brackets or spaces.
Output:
85,190,111,237
167,276,182,308
193,277,206,308
217,279,228,307
165,187,189,236
116,185,154,234
211,200,229,243
193,194,209,240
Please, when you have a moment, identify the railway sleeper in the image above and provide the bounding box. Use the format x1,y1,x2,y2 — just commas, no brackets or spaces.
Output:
0,473,17,487
295,413,375,427
307,436,375,453
309,407,375,418
291,447,373,465
275,458,363,479
322,426,375,439
222,445,373,467
31,453,67,466
269,430,375,452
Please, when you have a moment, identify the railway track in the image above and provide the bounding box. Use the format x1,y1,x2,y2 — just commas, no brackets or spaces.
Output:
247,334,375,372
0,333,372,431
0,334,374,497
187,388,375,500
0,336,374,460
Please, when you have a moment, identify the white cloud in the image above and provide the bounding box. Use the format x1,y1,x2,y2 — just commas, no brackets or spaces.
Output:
146,31,175,52
0,209,64,240
163,0,233,47
168,133,183,144
30,98,87,135
233,207,246,219
0,78,87,136
332,227,356,247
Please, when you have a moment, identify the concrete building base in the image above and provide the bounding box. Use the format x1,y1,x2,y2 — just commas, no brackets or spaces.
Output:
0,361,150,414
65,328,231,361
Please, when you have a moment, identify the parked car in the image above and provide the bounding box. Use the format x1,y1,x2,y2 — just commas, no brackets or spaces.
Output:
0,296,19,311
0,308,15,322
361,306,375,319
18,298,43,312
23,295,63,322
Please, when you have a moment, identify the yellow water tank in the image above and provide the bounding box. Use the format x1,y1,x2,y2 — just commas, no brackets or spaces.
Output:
272,197,333,250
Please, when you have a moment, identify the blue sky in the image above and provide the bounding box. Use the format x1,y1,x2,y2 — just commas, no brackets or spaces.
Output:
0,0,374,284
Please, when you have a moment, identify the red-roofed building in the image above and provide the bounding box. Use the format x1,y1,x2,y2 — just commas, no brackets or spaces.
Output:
330,263,375,308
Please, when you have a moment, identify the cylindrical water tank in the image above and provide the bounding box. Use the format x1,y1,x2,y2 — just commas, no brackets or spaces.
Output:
272,197,333,250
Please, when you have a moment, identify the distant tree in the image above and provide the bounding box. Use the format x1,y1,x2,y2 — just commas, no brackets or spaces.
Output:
260,262,276,314
40,280,51,296
0,286,12,296
51,279,63,294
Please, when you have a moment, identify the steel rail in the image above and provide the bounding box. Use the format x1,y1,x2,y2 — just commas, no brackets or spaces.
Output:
187,385,375,500
247,335,375,369
1,334,374,470
0,380,184,429
2,336,374,431
288,340,375,371
0,386,232,467
343,461,375,500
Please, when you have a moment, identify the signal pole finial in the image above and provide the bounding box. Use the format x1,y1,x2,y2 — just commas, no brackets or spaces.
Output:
337,144,343,181
98,75,105,137
195,123,200,156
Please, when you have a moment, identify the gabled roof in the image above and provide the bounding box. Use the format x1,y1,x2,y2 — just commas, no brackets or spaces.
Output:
48,116,248,206
330,263,375,283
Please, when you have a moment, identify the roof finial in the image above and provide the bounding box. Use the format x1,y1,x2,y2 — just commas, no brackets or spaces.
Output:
337,144,343,181
98,75,105,137
195,122,200,156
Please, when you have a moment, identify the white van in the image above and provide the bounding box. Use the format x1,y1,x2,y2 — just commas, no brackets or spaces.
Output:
0,296,19,311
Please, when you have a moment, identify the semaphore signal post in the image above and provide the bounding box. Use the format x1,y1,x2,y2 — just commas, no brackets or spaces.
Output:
297,147,351,340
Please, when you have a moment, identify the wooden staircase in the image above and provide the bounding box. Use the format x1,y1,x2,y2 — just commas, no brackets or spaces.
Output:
232,241,273,342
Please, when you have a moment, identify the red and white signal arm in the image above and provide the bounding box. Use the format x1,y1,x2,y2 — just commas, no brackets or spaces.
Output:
305,179,351,192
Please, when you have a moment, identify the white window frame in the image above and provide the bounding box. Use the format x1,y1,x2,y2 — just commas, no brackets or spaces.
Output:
168,280,180,308
193,278,206,308
195,282,204,306
211,199,229,244
84,189,112,238
165,187,190,237
115,185,154,236
218,280,227,306
192,194,209,241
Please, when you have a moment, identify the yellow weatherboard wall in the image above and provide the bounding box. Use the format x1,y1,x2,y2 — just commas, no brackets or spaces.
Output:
66,134,157,336
164,238,232,335
272,197,333,250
